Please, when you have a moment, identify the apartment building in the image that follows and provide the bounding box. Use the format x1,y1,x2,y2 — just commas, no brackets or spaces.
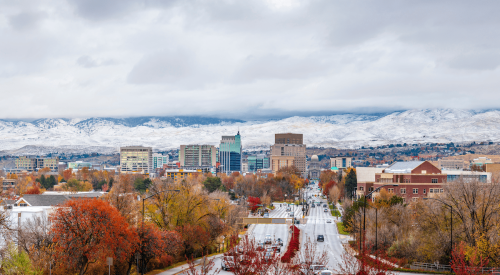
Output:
15,156,59,172
179,145,216,167
120,146,152,174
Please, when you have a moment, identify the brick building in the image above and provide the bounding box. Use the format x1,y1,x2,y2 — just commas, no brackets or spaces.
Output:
359,161,447,203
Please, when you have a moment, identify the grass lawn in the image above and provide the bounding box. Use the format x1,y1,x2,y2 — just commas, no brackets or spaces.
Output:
336,222,349,235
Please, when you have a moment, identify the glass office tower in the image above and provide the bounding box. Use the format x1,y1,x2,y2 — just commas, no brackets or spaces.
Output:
219,132,242,173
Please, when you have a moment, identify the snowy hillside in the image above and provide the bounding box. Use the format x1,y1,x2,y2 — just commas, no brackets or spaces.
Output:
0,109,499,155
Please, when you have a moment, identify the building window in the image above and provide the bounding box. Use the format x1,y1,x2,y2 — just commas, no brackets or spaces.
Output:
413,188,418,194
360,187,364,191
412,197,418,202
430,188,434,193
423,189,426,194
432,178,438,183
440,188,444,193
388,188,394,193
401,188,406,194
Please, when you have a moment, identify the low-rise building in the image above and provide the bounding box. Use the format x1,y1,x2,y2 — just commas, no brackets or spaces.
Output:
372,161,446,203
163,169,203,181
330,157,352,169
437,159,467,170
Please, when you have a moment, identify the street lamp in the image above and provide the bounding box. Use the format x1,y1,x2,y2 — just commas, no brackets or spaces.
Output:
361,184,398,254
141,189,180,275
424,197,453,259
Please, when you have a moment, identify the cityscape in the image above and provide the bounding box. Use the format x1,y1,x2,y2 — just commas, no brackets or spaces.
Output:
1,1,500,275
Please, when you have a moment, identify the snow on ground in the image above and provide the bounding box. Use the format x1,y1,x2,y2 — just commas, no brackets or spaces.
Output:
1,109,500,155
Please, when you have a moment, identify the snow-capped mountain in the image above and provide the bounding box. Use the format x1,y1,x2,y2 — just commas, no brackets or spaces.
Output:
0,109,499,155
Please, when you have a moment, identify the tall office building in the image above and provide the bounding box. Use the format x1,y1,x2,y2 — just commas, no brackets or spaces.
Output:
179,145,216,167
120,146,153,173
219,132,242,173
153,153,169,169
271,133,307,177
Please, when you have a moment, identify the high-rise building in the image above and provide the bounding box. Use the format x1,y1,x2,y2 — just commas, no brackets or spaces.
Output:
15,156,59,172
271,133,306,177
275,133,303,145
179,145,216,167
120,146,152,173
153,153,169,169
219,132,242,173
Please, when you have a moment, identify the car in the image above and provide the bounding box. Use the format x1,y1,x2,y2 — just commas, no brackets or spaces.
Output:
263,213,269,218
323,204,327,208
324,208,328,212
221,256,234,271
271,244,281,252
318,271,334,275
326,219,332,223
310,265,328,274
264,234,272,244
289,213,294,217
276,238,284,246
264,252,273,261
311,204,315,208
286,208,291,212
317,235,324,242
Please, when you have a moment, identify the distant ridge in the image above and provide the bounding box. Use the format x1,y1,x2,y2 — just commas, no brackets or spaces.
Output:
0,109,499,155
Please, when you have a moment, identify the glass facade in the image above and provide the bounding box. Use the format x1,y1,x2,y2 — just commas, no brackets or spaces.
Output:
247,155,270,172
219,132,242,173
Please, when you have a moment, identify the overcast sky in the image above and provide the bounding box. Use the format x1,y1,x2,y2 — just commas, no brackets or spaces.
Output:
1,0,500,119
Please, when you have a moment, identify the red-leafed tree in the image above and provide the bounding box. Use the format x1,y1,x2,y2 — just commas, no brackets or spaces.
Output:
134,224,182,273
25,182,42,194
51,198,139,275
322,180,336,196
224,235,278,275
247,196,262,212
176,224,211,257
451,242,489,275
299,237,329,275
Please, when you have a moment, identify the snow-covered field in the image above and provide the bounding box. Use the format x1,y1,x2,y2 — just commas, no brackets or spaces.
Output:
1,109,500,155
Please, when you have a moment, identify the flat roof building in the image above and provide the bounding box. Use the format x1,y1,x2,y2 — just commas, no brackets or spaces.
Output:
120,146,152,174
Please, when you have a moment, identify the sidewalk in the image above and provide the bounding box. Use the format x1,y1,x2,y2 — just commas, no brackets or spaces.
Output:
157,254,222,275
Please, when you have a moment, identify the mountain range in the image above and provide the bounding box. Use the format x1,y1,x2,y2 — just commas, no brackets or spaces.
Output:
1,109,500,156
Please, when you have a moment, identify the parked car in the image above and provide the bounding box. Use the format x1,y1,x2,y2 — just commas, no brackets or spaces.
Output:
317,235,324,242
221,256,234,271
310,265,328,274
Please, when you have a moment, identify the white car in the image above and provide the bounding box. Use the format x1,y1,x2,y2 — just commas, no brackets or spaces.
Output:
221,256,234,271
310,265,328,274
326,219,332,223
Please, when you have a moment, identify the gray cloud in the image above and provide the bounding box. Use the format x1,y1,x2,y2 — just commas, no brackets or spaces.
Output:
9,11,46,31
1,0,500,119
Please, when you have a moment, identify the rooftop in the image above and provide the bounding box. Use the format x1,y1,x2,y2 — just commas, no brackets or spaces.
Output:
384,161,424,173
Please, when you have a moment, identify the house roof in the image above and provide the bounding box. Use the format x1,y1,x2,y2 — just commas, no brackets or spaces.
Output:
384,161,424,174
19,193,104,207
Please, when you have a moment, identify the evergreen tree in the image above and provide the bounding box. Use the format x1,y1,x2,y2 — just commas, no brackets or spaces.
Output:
203,177,223,193
48,175,57,189
345,169,357,199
